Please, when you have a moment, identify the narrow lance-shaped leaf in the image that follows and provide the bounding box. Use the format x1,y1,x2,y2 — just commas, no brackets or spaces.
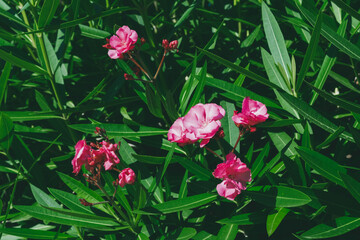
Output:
266,208,290,237
0,62,11,107
296,12,322,91
262,2,291,80
38,0,59,28
0,49,47,74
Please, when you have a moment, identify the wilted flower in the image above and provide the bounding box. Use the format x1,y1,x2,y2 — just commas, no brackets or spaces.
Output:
213,152,252,200
105,25,138,59
232,97,268,131
118,168,136,187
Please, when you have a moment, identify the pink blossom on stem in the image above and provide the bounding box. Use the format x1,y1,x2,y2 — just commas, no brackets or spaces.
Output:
183,103,225,147
118,168,136,187
213,152,252,200
169,40,178,50
105,26,138,59
72,140,91,175
232,97,268,131
168,103,225,147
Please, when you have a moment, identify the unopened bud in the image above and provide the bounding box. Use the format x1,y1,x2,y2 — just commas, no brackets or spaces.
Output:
124,73,134,81
141,37,146,45
169,40,178,50
215,127,225,139
162,39,169,49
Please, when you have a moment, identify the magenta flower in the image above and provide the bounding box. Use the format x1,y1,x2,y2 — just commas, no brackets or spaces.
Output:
101,141,120,170
105,26,138,59
213,152,252,200
72,140,91,175
118,168,136,187
168,103,225,147
232,97,268,131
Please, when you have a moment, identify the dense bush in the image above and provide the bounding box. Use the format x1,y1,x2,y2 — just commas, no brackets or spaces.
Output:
1,0,360,239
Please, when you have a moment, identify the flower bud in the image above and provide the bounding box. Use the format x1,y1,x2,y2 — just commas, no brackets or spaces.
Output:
141,37,146,45
162,39,169,49
118,168,136,187
169,40,178,50
124,73,134,81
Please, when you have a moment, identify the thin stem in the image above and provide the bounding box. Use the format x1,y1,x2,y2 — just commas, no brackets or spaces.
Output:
232,130,243,153
215,138,226,158
19,2,36,49
154,50,167,80
205,146,225,161
128,54,152,80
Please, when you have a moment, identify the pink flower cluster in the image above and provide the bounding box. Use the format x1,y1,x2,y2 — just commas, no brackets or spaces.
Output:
118,168,136,187
71,140,120,174
213,152,252,200
168,103,225,147
103,25,138,59
232,97,269,131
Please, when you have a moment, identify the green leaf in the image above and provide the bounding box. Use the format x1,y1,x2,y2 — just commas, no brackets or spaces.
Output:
268,131,298,157
329,71,360,95
145,84,163,118
301,216,360,239
296,2,360,61
246,185,312,207
69,123,167,137
266,208,290,237
0,49,47,74
175,156,213,180
315,126,345,150
262,2,291,80
329,0,360,22
307,82,360,114
198,48,280,89
216,224,238,240
30,184,60,208
0,62,11,107
38,0,59,28
277,91,354,142
339,172,360,205
78,24,110,39
186,61,207,111
48,188,93,214
205,77,281,109
134,193,217,215
217,212,266,225
261,48,291,93
296,13,322,91
251,143,270,178
179,52,198,114
0,8,31,29
0,112,13,152
0,228,72,239
221,101,238,147
257,119,303,128
174,227,197,240
3,111,63,121
15,205,121,229
296,147,346,186
132,154,177,165
57,172,109,214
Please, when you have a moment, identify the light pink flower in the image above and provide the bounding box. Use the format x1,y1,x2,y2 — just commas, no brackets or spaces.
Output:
216,179,242,201
118,168,136,187
183,103,225,147
213,152,252,200
232,97,268,131
72,140,91,175
167,117,198,147
106,26,138,59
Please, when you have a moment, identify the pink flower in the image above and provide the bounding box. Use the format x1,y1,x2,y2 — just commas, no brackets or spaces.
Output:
106,26,138,59
213,152,252,200
101,141,120,170
232,97,268,131
167,117,198,147
183,103,225,147
118,168,136,187
216,179,242,201
168,103,225,147
72,140,91,175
